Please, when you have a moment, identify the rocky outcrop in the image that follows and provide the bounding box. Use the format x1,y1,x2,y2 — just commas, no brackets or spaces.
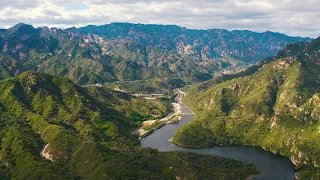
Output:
273,57,294,69
40,144,54,162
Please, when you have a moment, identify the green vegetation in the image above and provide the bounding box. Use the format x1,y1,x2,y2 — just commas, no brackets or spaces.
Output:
158,151,259,180
0,23,310,85
0,72,258,179
173,37,320,179
1,22,311,179
105,77,186,95
140,121,166,138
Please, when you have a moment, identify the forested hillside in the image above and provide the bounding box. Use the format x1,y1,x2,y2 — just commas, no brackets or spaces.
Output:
173,37,320,179
0,72,258,179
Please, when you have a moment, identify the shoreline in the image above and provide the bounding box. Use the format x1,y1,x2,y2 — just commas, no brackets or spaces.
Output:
142,91,296,180
137,93,184,138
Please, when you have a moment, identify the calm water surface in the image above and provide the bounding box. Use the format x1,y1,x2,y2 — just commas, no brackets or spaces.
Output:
141,103,296,180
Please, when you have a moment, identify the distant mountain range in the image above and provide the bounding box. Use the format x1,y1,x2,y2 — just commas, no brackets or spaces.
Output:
0,22,312,84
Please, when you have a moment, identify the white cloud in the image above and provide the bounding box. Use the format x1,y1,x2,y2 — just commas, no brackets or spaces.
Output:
0,0,319,37
0,0,40,9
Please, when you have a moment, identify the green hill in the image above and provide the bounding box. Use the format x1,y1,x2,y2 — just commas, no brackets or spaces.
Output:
173,37,320,179
0,72,258,179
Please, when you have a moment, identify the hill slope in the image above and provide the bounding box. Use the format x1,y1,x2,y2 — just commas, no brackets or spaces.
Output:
0,72,258,179
173,37,320,179
0,23,311,85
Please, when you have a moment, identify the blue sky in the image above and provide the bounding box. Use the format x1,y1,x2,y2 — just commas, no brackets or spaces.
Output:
63,2,88,10
0,0,319,38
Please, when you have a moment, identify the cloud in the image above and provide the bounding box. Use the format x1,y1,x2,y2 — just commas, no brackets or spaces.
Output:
0,0,40,10
0,0,319,37
42,9,61,17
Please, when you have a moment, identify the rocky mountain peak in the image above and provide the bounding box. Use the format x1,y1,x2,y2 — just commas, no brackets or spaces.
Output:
7,23,38,36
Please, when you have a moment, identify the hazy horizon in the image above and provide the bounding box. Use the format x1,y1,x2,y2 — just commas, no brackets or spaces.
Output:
3,21,314,39
0,0,319,38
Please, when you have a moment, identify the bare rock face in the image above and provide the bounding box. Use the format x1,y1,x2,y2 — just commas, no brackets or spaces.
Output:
2,42,9,53
273,59,291,69
40,144,54,162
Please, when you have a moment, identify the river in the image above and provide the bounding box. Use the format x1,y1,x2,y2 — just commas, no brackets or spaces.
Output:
141,100,296,180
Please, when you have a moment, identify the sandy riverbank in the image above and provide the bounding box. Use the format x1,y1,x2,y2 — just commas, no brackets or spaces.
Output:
137,94,183,137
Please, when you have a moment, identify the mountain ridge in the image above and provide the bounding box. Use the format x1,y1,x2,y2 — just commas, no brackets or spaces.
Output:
77,22,311,62
79,22,309,39
0,22,312,85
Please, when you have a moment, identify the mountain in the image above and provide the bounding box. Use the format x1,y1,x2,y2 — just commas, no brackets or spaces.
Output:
173,37,320,179
78,23,310,63
0,72,259,179
0,23,311,85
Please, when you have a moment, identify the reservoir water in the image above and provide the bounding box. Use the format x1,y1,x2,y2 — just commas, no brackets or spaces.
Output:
141,102,296,180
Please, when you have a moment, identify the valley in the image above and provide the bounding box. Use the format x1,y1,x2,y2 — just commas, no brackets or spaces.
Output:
0,21,318,180
141,94,296,180
0,72,259,179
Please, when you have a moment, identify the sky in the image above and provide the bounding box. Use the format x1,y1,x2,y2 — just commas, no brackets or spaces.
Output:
0,0,319,38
